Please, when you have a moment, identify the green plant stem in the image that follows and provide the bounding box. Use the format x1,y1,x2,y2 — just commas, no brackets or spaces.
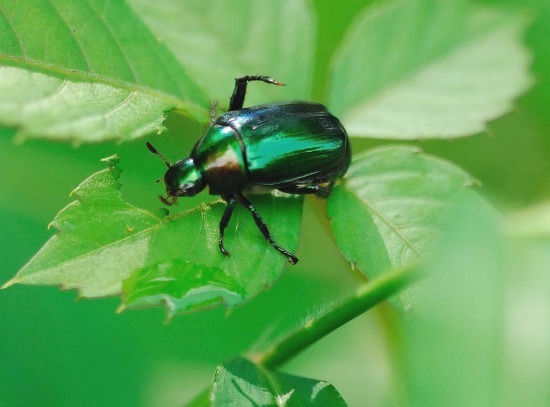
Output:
185,264,419,406
256,263,420,369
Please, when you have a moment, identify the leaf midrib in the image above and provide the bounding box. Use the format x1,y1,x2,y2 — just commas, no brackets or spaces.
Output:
15,201,222,284
0,54,200,111
359,192,423,258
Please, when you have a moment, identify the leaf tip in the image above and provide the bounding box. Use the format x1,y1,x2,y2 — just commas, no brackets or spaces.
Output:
100,154,120,168
464,178,482,188
47,219,61,231
1,278,17,289
163,313,175,325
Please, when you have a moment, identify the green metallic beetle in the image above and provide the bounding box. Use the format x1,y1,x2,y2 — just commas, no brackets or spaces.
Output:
147,75,350,264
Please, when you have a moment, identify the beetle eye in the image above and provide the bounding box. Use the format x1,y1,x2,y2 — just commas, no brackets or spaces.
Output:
180,182,197,196
182,182,194,191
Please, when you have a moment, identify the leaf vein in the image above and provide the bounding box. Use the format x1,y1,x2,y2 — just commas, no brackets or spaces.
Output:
23,78,69,108
84,0,140,82
103,90,135,118
366,195,447,207
46,0,93,71
361,197,422,257
0,55,189,110
0,3,25,56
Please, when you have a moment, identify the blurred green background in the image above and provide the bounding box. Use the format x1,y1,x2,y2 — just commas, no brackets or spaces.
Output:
1,0,549,406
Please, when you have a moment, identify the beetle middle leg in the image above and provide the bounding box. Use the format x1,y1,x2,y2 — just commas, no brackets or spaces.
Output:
229,75,285,111
235,192,298,265
219,194,237,256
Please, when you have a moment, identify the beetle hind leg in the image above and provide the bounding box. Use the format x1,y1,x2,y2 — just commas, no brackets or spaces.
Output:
209,100,218,125
235,192,298,265
229,75,285,111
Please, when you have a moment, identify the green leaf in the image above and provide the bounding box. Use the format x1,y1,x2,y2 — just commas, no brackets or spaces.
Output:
0,66,173,143
128,0,315,104
185,390,210,407
3,156,303,315
404,198,550,406
210,357,347,407
404,198,504,405
328,145,483,309
122,259,246,318
0,0,209,142
501,203,550,406
330,0,532,138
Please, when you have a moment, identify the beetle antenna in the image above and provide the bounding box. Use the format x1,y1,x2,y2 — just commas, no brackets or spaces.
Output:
146,142,171,168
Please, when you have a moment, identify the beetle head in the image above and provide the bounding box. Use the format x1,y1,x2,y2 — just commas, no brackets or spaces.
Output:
146,142,205,205
163,158,205,202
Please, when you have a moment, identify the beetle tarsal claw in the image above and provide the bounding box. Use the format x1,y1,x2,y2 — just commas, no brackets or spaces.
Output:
159,195,175,206
287,254,299,265
219,238,230,257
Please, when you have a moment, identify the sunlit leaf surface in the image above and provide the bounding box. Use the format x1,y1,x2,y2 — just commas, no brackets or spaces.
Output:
0,67,173,143
129,0,315,104
0,0,208,142
330,0,532,138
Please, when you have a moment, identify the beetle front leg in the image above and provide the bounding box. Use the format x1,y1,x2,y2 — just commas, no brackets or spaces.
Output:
229,75,285,111
219,194,237,256
235,192,299,265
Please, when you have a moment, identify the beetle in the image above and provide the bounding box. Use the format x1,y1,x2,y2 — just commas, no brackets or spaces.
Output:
146,75,350,264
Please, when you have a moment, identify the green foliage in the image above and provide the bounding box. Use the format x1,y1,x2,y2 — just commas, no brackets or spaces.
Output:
328,145,483,310
4,156,302,314
209,357,347,406
403,197,550,406
329,0,532,138
0,0,208,142
1,0,548,406
128,0,315,103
